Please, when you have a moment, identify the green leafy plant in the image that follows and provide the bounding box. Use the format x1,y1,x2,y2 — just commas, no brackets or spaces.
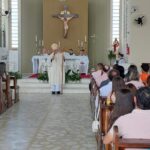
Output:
108,50,116,65
9,72,22,79
38,71,49,81
65,70,81,83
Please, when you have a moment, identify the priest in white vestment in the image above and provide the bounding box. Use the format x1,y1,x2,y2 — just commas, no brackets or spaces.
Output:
49,43,65,94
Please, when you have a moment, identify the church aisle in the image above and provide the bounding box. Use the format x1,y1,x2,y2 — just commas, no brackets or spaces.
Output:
0,94,96,150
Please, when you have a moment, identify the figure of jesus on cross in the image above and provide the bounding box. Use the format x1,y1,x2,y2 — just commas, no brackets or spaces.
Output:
53,5,79,38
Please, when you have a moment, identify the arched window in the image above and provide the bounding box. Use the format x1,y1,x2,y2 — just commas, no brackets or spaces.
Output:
112,0,120,43
11,0,18,49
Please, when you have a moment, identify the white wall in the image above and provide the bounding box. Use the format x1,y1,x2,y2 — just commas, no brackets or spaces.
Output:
128,0,150,68
20,0,110,73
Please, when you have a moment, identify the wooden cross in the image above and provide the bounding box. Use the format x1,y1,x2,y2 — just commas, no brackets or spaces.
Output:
52,5,79,38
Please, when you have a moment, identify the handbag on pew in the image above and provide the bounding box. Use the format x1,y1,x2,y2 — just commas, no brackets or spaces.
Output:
92,102,100,133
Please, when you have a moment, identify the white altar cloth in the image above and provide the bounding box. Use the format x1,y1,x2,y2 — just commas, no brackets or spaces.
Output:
64,55,89,74
32,55,50,74
32,55,89,74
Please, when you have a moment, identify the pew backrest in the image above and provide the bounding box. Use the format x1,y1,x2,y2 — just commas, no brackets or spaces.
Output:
113,126,150,150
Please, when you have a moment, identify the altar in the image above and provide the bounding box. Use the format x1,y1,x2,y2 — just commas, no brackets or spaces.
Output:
32,55,50,74
32,54,89,74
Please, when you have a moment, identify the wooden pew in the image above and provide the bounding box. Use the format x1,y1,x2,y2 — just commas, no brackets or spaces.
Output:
97,98,114,150
0,63,13,108
90,78,99,119
90,78,113,150
0,76,5,113
10,76,19,103
113,126,150,150
2,75,13,108
0,62,19,106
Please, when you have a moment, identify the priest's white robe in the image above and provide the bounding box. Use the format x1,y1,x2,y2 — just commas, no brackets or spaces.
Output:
49,52,65,92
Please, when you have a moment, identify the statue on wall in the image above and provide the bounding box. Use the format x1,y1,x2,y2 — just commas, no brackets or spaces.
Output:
52,5,79,38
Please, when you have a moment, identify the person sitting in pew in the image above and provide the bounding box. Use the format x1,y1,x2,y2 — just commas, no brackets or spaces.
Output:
99,69,120,97
91,63,108,87
103,87,150,144
109,88,134,129
126,83,137,96
113,63,125,79
140,63,150,85
146,76,150,87
126,69,144,89
107,76,126,103
124,64,138,82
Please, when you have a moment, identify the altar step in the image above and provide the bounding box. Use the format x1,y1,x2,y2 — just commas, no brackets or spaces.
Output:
18,78,90,94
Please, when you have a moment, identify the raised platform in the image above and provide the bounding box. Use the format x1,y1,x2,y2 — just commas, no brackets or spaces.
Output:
18,78,90,94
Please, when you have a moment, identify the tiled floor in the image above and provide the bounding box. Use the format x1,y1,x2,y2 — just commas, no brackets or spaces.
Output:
0,94,96,150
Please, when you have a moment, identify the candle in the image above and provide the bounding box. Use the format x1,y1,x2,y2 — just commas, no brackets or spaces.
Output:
78,40,80,46
35,35,37,42
81,41,84,47
85,35,87,42
58,41,60,48
42,40,44,47
39,40,41,46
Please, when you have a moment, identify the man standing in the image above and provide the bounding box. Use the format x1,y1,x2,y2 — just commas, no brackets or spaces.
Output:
49,43,65,94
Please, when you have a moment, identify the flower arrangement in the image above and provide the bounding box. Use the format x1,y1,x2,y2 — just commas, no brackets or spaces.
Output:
65,70,81,83
38,71,49,82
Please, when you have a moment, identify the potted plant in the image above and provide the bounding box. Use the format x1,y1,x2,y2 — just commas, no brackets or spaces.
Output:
108,50,116,65
9,71,22,79
38,71,49,82
65,69,81,83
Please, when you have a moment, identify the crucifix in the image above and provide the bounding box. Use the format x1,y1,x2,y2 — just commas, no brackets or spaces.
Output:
52,5,79,38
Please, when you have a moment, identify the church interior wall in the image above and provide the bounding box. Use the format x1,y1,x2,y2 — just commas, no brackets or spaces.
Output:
128,0,150,68
21,0,43,73
43,0,88,55
88,0,110,69
20,0,110,73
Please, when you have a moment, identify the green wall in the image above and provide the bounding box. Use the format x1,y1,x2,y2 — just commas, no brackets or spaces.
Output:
88,0,110,69
21,0,43,73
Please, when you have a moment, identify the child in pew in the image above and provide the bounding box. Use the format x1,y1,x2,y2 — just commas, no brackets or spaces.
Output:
140,63,150,85
146,76,150,87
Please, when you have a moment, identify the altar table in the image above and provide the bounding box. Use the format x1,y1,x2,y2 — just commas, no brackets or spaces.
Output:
32,54,89,74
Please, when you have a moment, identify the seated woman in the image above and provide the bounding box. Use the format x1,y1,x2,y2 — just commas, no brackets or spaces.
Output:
113,64,125,79
126,68,144,89
124,64,138,82
91,63,108,87
103,87,150,145
108,88,134,129
99,69,120,97
126,83,137,96
107,76,126,103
